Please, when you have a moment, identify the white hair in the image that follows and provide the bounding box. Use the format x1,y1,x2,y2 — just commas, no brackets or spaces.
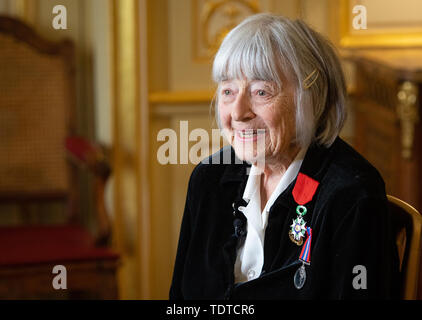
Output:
212,13,347,148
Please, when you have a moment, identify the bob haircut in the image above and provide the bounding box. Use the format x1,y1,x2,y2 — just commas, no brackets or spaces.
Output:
212,13,347,148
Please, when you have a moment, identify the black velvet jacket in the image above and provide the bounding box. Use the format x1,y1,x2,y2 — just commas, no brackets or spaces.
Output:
170,137,400,299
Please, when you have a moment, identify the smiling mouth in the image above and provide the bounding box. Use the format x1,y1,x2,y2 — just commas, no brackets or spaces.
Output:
235,129,264,141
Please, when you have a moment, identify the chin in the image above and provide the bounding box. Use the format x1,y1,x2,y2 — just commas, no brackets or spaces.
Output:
232,143,266,166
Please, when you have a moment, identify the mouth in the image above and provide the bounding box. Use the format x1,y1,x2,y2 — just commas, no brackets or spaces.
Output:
235,129,263,142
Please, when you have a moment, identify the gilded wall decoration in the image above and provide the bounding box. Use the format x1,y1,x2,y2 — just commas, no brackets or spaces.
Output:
338,0,422,47
192,0,260,62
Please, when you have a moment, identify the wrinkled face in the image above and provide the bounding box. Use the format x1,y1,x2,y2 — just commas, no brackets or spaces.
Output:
217,75,297,165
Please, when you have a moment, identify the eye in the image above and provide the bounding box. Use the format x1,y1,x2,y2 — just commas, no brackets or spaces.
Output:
221,88,233,96
257,90,266,96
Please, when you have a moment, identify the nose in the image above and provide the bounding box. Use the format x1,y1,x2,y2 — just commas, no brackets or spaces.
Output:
231,91,255,122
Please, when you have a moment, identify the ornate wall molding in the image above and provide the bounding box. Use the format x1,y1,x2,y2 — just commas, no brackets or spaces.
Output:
396,81,419,159
192,0,260,62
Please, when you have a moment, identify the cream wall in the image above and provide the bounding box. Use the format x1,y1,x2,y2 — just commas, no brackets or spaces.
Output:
165,0,333,92
89,0,113,146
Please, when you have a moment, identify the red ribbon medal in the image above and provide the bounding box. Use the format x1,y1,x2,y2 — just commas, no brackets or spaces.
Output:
289,173,319,246
292,173,319,205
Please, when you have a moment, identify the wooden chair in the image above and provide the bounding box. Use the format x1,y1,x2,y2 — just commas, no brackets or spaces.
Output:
0,16,119,299
388,195,422,300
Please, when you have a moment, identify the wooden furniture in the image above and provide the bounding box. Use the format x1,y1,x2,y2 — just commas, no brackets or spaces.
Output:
388,195,422,300
0,16,119,299
345,49,422,212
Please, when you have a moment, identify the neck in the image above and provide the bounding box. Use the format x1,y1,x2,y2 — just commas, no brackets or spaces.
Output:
257,144,301,211
256,143,301,179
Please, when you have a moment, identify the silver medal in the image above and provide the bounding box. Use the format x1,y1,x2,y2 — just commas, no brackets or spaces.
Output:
294,263,306,290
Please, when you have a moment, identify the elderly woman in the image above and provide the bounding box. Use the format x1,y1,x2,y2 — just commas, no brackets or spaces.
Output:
170,13,399,299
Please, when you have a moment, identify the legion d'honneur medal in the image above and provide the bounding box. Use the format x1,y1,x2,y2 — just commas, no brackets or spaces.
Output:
289,173,319,246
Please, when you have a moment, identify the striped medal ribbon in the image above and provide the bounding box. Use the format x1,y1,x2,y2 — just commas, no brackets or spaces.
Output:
294,227,312,290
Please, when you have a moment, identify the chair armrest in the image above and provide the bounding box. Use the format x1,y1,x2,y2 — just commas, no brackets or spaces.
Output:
65,136,112,246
